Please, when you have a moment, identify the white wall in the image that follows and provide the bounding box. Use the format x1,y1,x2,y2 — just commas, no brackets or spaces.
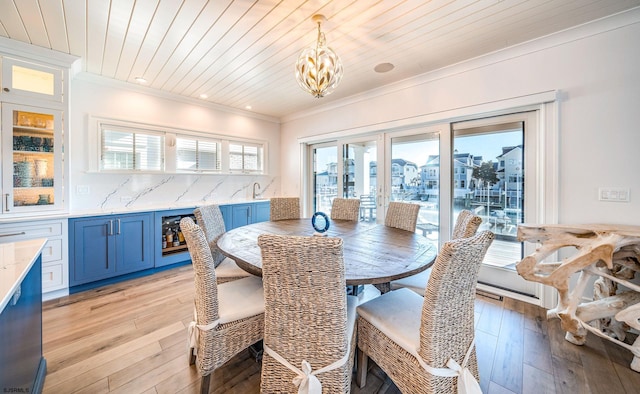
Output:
280,9,640,226
69,77,281,214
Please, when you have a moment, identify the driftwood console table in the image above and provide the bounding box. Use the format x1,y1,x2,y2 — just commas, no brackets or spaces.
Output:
516,224,640,372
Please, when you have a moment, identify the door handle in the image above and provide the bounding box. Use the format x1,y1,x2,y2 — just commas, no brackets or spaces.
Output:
4,194,9,212
116,219,121,235
108,220,114,236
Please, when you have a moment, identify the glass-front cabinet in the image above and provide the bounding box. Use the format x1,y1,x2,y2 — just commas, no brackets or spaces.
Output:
1,103,63,213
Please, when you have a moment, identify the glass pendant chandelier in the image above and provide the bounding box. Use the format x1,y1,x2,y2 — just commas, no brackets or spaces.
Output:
295,14,344,98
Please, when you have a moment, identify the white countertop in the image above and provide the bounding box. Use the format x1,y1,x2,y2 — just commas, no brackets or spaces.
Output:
0,198,271,223
0,238,46,312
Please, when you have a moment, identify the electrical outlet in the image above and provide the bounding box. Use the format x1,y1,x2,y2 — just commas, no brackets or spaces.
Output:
599,188,630,202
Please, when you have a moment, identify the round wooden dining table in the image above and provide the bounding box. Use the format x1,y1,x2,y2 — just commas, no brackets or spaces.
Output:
216,219,437,293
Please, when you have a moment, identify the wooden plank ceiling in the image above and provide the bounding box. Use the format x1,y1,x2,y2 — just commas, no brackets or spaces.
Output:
0,0,638,119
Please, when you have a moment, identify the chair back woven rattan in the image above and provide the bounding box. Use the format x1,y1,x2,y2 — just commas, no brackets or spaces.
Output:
384,201,420,232
258,234,355,393
330,198,361,221
180,217,264,394
193,205,249,283
193,205,227,267
270,197,301,221
357,230,494,393
452,209,483,239
389,209,483,295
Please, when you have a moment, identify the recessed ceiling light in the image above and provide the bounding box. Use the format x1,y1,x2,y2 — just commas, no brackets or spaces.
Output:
199,93,208,99
245,105,252,110
374,63,395,73
134,76,147,84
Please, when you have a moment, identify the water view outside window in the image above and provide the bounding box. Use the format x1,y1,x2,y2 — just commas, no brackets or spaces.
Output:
311,128,523,272
454,128,524,270
391,135,440,245
313,145,337,214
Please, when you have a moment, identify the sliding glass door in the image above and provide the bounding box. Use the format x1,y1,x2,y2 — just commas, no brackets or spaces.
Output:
452,112,538,297
306,105,554,304
389,132,440,245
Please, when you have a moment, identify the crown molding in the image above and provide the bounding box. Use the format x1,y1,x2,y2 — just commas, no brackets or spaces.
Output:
0,35,79,68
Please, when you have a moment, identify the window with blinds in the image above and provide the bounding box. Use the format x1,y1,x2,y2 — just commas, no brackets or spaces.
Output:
94,117,265,174
176,137,220,171
229,142,263,172
100,126,164,171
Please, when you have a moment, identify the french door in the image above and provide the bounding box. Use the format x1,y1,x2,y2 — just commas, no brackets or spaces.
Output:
309,137,380,218
387,128,441,246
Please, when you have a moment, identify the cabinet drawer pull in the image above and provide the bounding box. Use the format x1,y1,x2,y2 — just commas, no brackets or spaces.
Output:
0,231,26,238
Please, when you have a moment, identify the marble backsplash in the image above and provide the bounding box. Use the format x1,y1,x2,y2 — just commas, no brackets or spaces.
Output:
70,173,278,215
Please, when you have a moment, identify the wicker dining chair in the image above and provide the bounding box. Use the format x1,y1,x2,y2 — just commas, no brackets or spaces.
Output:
258,234,358,393
331,197,361,221
193,205,250,284
390,209,483,295
180,217,265,394
384,201,421,232
269,197,301,221
356,230,494,393
452,209,483,239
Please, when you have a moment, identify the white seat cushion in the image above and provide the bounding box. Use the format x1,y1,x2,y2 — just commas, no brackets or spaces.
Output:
217,275,264,324
356,288,422,356
215,257,251,279
346,295,358,346
390,268,432,296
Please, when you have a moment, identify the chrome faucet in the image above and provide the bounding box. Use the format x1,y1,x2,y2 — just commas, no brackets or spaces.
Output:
252,182,261,199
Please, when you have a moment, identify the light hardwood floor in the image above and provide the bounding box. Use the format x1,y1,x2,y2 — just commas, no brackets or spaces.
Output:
42,264,640,394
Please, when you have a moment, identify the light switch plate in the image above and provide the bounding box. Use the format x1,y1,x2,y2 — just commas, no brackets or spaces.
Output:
599,187,630,202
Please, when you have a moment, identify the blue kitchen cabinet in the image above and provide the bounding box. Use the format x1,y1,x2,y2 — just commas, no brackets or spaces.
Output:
69,213,153,286
231,204,252,228
0,255,46,393
229,201,270,229
252,200,270,223
218,205,232,231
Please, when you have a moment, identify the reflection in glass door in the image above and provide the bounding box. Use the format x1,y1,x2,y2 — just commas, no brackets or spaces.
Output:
343,140,377,220
311,143,337,215
390,134,440,245
453,114,536,297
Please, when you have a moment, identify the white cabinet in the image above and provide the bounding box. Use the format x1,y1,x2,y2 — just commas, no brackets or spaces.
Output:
0,219,69,297
1,103,64,213
1,57,63,103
